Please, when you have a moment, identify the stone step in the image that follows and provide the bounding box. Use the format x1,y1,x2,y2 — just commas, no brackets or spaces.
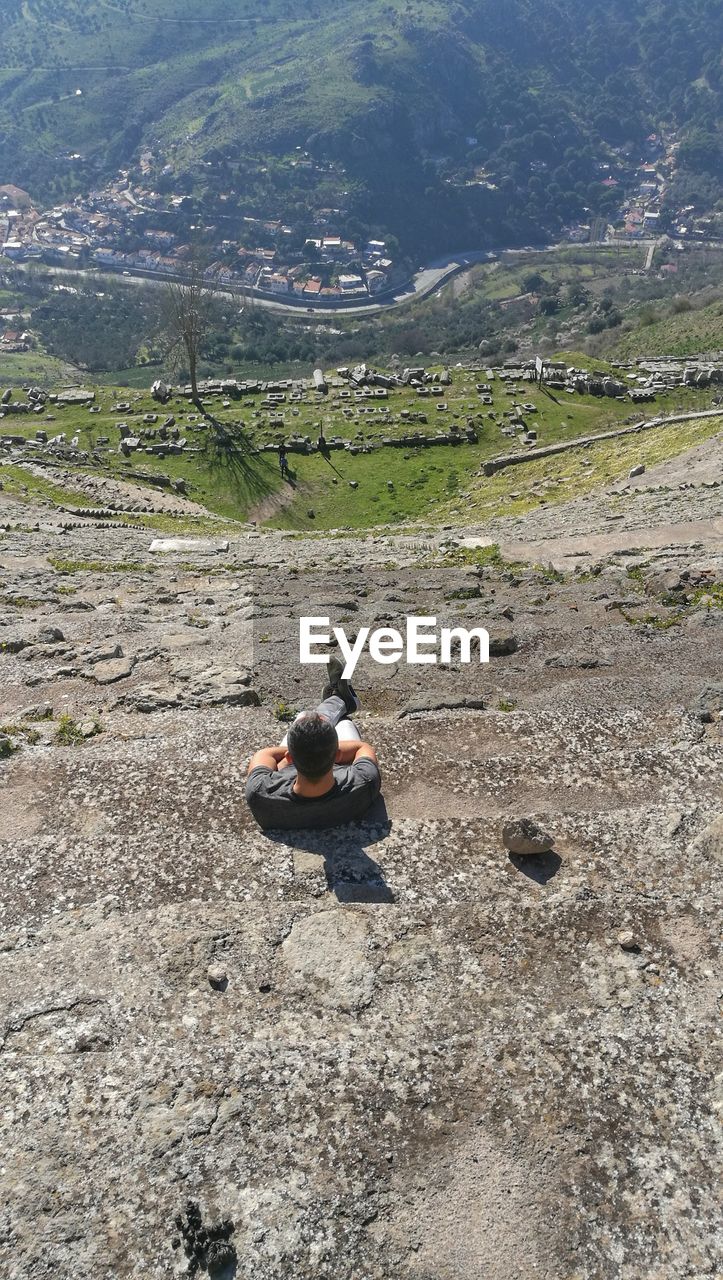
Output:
1,805,718,927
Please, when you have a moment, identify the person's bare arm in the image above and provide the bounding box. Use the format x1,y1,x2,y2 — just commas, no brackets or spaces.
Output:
247,745,289,775
335,740,379,768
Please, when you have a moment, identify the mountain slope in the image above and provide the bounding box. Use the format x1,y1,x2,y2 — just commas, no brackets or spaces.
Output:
0,0,721,254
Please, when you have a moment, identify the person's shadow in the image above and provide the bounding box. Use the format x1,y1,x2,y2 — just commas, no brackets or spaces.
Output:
266,796,394,902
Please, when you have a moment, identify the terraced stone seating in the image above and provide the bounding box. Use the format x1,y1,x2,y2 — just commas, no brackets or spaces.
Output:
0,509,721,1279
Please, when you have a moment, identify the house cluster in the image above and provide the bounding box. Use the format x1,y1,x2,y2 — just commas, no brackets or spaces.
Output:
249,236,392,300
616,150,667,239
0,315,32,352
0,185,45,265
606,132,720,244
0,171,397,302
0,179,179,271
557,131,720,246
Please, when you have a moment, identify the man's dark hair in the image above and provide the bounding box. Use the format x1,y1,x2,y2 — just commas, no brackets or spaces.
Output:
287,713,338,781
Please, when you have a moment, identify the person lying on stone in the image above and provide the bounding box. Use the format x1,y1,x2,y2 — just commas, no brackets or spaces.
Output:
245,660,380,830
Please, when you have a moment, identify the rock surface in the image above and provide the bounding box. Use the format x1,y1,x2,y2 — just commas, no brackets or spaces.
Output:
0,478,721,1279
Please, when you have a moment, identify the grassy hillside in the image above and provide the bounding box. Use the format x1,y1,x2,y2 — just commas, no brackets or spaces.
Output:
604,297,723,360
1,0,721,255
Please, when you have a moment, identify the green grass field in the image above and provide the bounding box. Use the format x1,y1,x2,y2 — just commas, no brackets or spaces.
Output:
2,358,719,531
0,350,78,384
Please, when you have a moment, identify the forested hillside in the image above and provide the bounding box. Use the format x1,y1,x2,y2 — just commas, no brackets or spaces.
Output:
0,0,721,254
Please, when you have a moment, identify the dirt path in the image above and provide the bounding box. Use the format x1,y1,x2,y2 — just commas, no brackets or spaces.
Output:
247,479,300,525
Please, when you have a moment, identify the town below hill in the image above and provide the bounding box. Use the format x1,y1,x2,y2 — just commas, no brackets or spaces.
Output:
1,121,720,311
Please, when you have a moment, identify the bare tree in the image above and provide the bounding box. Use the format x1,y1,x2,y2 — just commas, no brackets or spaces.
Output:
162,251,217,408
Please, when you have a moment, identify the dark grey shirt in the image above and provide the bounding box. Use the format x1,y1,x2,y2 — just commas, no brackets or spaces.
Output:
245,759,381,830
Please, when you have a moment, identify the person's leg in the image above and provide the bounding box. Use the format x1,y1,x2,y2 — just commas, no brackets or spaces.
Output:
314,693,350,728
335,718,361,743
279,694,350,748
316,695,360,741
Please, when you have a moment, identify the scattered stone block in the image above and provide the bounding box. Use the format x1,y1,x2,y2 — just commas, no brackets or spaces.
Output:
37,626,64,644
616,930,641,952
149,538,230,555
207,964,228,990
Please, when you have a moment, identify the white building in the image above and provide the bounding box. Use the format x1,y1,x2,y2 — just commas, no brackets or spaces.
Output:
338,273,365,292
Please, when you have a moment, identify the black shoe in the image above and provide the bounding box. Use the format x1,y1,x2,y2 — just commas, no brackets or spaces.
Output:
322,655,360,714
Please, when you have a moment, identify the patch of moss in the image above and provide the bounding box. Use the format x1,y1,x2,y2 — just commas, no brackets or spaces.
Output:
1,596,43,608
441,543,526,574
691,582,723,608
1,722,41,745
620,609,683,630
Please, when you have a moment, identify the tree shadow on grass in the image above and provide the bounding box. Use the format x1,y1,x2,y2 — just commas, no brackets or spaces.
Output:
201,425,277,509
266,796,394,903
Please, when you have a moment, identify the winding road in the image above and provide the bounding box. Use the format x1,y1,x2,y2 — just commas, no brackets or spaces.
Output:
16,233,721,320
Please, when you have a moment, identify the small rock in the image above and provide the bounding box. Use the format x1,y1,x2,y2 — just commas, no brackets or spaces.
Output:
84,642,124,664
617,930,641,952
89,656,135,685
628,464,645,478
645,570,684,598
689,682,723,724
77,719,101,739
1,638,27,654
502,818,554,856
207,964,228,991
37,625,64,643
17,702,53,721
689,814,723,862
488,627,518,656
122,685,181,713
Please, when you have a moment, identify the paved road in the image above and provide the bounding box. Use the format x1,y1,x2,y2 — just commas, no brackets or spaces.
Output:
13,236,723,320
14,249,500,318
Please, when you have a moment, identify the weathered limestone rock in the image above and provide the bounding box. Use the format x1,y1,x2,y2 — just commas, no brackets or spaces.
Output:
207,964,228,990
487,626,518,656
121,684,181,712
690,681,723,723
37,625,64,643
0,471,721,1280
149,538,230,555
281,910,375,1011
